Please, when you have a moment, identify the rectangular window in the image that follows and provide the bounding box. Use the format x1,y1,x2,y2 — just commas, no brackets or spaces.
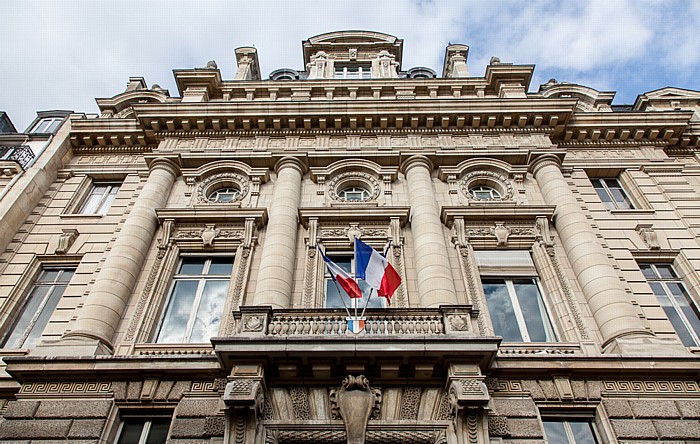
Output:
543,419,598,444
641,263,700,346
334,64,372,79
476,250,556,342
29,117,63,134
591,178,633,210
2,268,75,349
79,183,120,215
116,416,170,444
155,256,233,343
324,253,383,309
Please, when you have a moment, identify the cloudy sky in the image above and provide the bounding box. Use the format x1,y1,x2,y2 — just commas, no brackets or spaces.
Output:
2,1,699,131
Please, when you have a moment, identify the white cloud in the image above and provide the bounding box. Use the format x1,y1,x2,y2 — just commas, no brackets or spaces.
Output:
0,1,698,129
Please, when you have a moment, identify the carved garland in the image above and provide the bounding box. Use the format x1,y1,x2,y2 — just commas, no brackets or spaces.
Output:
327,172,381,202
460,171,514,202
195,172,250,204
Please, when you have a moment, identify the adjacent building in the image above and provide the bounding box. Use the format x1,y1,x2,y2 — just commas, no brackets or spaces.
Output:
1,31,700,443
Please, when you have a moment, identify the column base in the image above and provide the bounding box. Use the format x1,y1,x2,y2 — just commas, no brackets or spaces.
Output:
31,337,113,356
603,335,690,356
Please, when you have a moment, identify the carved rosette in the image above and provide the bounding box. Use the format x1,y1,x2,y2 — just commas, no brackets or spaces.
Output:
329,375,382,444
196,172,250,204
327,172,381,203
459,171,514,202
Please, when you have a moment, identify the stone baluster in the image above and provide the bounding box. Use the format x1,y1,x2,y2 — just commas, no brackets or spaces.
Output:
48,157,180,355
401,156,458,307
530,155,680,354
253,157,306,309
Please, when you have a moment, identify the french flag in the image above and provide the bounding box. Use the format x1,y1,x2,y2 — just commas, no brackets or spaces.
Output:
354,238,401,304
319,248,363,299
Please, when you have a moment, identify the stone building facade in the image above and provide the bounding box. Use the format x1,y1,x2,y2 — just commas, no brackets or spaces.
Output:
1,31,700,443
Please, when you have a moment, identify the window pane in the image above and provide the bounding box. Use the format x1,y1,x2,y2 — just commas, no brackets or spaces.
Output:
3,286,50,348
513,279,554,342
145,418,170,444
56,269,74,283
96,186,119,214
640,264,656,279
156,280,198,343
607,187,632,209
117,419,146,444
179,258,206,275
543,420,569,444
655,264,676,279
325,281,346,308
667,283,700,338
569,420,598,444
483,280,523,342
189,280,228,342
80,192,104,214
23,284,67,349
208,257,234,275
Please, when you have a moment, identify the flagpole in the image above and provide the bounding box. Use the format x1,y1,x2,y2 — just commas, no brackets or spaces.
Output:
360,287,374,319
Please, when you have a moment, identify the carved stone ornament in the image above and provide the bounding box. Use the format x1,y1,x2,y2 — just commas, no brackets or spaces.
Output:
224,379,264,417
200,224,219,247
448,378,490,409
329,375,382,444
492,223,510,247
636,224,660,250
327,172,381,203
55,228,79,254
195,172,249,204
460,171,514,202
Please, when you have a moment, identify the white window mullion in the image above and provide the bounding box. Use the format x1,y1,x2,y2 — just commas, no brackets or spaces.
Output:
506,280,531,342
139,420,152,444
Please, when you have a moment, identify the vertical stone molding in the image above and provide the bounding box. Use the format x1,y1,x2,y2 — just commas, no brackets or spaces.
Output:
59,156,180,353
401,156,458,307
530,156,652,351
253,157,306,309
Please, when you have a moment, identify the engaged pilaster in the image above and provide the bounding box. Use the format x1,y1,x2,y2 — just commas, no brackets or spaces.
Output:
530,155,672,354
43,156,180,355
253,157,306,309
401,156,458,307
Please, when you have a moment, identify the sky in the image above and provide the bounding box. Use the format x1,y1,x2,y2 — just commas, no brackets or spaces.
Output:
1,0,699,131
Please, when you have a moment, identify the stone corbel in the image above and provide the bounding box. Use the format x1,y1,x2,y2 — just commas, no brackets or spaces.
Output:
452,216,467,248
307,218,318,249
55,229,79,254
329,375,382,444
447,364,490,411
636,224,660,250
316,175,326,195
157,219,175,257
535,216,554,247
224,365,266,444
243,218,255,249
389,217,403,247
447,174,459,195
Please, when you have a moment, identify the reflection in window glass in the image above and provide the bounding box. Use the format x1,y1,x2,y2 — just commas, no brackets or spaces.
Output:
79,183,120,215
482,278,556,342
640,263,700,346
116,417,170,444
324,253,383,309
155,257,233,343
543,419,598,444
2,268,74,349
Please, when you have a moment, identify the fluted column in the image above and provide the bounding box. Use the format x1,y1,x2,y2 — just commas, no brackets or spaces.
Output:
62,157,180,352
401,156,458,307
253,157,305,308
530,156,652,349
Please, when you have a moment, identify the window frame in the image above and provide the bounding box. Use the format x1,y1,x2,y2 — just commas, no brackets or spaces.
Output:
207,186,241,203
115,414,172,444
640,262,700,347
153,254,235,344
1,267,75,349
338,186,371,202
77,182,121,215
541,417,601,444
29,117,64,134
334,64,372,79
590,177,634,210
322,251,386,310
476,250,558,343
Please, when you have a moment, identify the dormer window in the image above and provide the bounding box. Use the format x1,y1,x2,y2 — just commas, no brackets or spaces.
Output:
334,64,371,80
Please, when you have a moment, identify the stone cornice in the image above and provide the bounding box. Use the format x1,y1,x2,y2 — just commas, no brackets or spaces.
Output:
156,207,268,226
298,206,410,227
441,205,556,225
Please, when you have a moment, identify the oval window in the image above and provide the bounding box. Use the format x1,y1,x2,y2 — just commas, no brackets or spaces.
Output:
208,187,241,203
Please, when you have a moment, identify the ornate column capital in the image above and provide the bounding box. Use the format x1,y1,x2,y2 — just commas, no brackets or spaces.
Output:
528,153,562,176
274,156,307,175
145,155,182,177
400,155,434,175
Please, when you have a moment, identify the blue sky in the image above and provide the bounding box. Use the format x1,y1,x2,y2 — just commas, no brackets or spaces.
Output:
1,0,699,131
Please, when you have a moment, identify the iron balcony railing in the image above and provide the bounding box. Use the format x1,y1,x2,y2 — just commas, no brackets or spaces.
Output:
0,145,35,170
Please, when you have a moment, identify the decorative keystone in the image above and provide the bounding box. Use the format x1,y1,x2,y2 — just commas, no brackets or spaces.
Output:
329,375,381,444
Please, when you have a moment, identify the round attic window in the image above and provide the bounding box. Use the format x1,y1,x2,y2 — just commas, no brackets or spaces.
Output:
208,187,241,203
468,185,501,200
339,186,370,202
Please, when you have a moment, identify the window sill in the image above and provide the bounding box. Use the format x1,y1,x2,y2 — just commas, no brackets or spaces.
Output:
609,209,655,216
59,213,105,220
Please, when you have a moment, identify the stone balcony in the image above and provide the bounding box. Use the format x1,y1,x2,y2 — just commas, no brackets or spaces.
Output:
212,305,500,385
